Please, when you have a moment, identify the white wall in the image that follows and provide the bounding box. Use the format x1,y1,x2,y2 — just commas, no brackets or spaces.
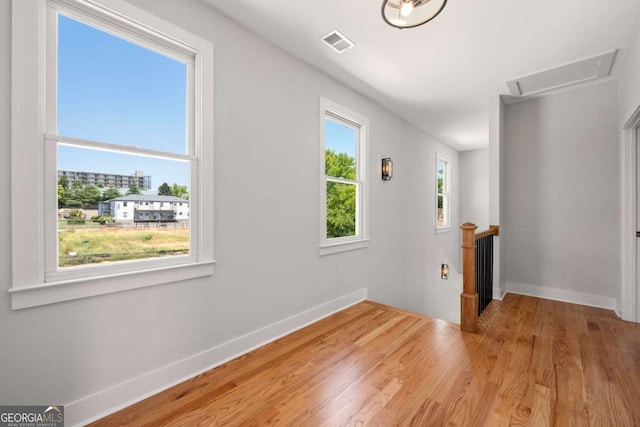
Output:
617,30,640,320
396,130,460,323
619,32,640,121
502,81,619,308
0,0,459,422
489,95,506,297
460,148,489,230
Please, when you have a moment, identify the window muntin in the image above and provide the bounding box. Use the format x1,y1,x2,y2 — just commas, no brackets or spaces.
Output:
436,155,450,230
319,98,369,253
10,0,214,309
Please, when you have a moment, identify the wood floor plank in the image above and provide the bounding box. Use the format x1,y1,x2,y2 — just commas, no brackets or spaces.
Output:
530,384,551,427
91,294,640,427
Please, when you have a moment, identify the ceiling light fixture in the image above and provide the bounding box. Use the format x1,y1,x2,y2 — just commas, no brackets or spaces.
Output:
382,0,447,29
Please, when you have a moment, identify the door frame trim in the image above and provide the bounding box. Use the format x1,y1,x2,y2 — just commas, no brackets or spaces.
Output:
621,103,640,322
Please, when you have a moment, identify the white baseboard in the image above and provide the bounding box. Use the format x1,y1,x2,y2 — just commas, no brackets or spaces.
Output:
66,288,368,427
492,286,504,300
505,282,616,310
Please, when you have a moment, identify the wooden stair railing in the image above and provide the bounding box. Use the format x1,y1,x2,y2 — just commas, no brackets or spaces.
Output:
460,223,499,333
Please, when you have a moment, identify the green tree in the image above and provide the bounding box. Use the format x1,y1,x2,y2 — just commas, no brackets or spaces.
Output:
158,182,172,196
58,176,69,191
325,149,356,179
127,178,141,195
102,187,121,201
79,184,102,206
57,176,70,207
58,184,67,207
326,182,356,238
171,183,189,200
65,180,85,207
325,149,356,238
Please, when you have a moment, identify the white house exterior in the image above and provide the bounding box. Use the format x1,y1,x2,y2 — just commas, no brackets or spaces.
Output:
99,195,189,223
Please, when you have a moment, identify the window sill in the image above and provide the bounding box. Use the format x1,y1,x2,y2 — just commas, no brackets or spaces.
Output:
436,226,452,234
9,260,216,310
319,239,370,256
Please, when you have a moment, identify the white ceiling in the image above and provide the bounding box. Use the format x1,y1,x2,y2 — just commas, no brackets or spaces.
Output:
201,0,640,150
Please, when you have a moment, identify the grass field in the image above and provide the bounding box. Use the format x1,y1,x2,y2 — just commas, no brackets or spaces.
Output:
58,220,102,229
59,227,189,267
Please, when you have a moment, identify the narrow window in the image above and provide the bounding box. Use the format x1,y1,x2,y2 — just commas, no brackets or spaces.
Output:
319,98,369,255
436,154,450,231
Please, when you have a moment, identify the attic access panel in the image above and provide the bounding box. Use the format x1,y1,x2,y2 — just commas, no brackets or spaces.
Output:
507,50,617,97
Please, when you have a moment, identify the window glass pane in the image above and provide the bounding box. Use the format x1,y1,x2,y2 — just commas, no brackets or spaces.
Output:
325,118,357,179
437,161,445,193
57,145,190,268
57,14,187,154
437,195,445,227
326,180,357,238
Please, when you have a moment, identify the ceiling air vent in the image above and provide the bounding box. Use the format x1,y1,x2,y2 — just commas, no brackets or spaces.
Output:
506,50,617,97
321,30,355,54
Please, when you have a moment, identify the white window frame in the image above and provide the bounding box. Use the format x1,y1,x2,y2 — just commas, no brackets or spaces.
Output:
10,0,215,310
319,97,369,255
436,153,451,232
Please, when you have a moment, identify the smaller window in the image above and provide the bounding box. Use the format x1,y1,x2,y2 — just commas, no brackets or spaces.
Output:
319,98,369,255
123,202,128,207
436,154,450,231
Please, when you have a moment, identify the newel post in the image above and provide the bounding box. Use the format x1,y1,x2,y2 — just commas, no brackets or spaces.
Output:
460,223,478,333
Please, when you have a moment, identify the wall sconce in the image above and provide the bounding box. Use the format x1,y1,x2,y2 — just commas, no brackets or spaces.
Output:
441,263,449,279
382,158,393,181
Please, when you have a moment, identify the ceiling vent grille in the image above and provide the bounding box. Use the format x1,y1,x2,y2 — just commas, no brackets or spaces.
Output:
506,50,617,97
321,30,355,54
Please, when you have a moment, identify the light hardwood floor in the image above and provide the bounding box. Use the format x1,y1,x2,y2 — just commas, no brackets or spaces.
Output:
92,294,640,426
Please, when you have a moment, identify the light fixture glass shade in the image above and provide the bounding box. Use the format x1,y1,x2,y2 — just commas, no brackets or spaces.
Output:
382,158,393,181
441,263,449,279
382,0,447,29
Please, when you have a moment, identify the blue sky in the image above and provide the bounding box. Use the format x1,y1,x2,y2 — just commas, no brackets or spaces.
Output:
57,14,189,189
325,118,356,158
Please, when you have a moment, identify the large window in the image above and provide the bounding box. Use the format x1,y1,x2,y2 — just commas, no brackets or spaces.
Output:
436,154,451,231
10,0,214,309
53,12,191,269
319,98,369,255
